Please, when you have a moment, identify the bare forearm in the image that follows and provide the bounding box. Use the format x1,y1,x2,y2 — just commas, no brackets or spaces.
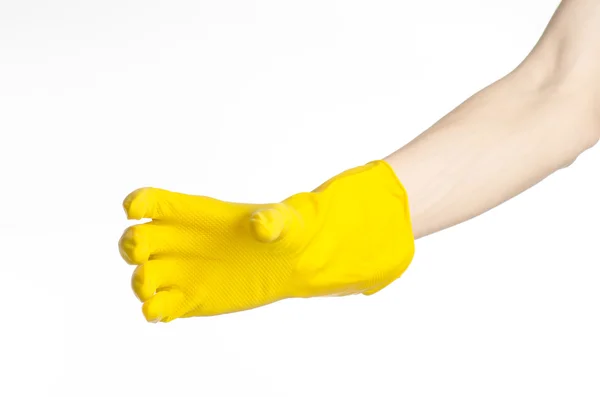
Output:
386,0,599,239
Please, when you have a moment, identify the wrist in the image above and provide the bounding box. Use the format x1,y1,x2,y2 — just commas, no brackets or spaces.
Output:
286,161,415,298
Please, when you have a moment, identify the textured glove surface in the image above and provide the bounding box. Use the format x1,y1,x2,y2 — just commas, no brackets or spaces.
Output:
118,160,414,322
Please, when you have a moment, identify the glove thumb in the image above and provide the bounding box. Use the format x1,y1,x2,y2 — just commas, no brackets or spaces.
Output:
249,202,306,247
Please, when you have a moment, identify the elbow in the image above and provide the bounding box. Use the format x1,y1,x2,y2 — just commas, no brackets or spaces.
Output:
560,129,598,170
565,130,599,169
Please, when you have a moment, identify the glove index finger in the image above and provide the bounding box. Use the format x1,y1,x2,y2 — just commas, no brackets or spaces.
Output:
122,187,226,223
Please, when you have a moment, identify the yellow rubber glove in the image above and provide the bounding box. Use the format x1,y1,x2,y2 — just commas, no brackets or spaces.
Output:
118,160,415,322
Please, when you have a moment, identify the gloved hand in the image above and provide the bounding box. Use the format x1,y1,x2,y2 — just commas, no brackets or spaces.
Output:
118,160,415,322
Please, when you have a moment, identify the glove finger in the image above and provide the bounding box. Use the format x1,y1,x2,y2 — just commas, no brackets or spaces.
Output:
119,222,213,265
142,289,185,323
131,260,176,302
249,206,287,243
122,187,228,223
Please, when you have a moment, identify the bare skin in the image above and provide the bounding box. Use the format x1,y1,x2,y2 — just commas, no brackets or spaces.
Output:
386,0,599,239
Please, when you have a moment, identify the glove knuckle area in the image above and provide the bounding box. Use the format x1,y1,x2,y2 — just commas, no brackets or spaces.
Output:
142,289,185,323
131,259,180,302
118,224,153,265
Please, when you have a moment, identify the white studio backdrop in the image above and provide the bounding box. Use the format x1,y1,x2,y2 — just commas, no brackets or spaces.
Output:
0,1,598,396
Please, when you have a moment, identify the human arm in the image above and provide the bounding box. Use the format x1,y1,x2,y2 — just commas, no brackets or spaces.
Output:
118,0,599,322
387,0,600,239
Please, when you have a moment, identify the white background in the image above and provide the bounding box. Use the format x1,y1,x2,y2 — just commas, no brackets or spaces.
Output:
0,0,598,396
